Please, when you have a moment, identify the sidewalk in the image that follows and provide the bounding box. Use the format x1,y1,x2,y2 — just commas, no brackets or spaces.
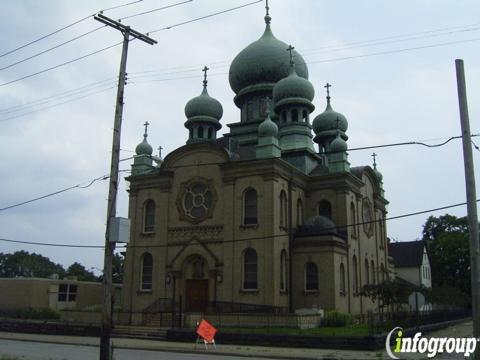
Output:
0,320,474,360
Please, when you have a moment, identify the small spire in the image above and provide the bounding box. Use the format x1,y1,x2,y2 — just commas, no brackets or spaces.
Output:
324,82,332,104
286,44,295,67
158,146,163,159
143,121,150,139
372,152,378,169
264,0,271,24
202,66,209,88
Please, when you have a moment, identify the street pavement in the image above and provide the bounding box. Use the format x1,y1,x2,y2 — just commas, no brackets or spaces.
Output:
0,320,474,360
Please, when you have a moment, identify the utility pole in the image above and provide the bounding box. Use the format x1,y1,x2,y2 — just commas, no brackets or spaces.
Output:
94,13,156,360
455,59,480,360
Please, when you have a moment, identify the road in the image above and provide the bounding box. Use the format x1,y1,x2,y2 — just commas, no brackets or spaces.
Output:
0,339,263,360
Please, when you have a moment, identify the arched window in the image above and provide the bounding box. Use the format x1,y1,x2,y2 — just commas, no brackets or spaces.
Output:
296,199,303,227
364,259,370,285
350,202,357,238
291,109,299,122
141,253,153,291
281,111,287,123
198,126,204,139
243,248,257,290
305,262,318,291
340,263,346,295
144,200,155,233
318,199,332,219
243,189,258,225
280,250,287,291
302,110,308,123
371,260,376,285
207,127,213,139
380,263,385,282
352,255,358,293
280,190,287,229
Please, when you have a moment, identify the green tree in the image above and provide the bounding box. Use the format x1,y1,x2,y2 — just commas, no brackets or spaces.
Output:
0,251,65,278
422,214,472,301
112,252,124,284
66,262,98,282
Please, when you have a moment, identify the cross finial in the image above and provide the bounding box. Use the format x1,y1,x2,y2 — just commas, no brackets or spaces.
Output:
286,45,295,66
264,0,271,24
202,66,209,88
372,152,377,168
265,96,271,117
143,121,150,138
324,82,332,102
158,146,163,159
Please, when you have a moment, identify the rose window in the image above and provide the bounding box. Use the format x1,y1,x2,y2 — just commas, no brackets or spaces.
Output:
182,182,213,220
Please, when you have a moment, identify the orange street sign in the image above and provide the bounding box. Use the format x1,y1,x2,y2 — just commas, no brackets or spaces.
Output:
196,319,217,343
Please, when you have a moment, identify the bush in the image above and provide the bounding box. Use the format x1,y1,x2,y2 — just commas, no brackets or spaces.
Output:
322,310,353,327
0,308,60,320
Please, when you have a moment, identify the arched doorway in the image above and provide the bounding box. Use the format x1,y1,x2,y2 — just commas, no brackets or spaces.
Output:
183,255,209,312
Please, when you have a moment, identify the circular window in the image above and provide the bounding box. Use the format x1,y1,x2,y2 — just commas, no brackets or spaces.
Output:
177,178,216,223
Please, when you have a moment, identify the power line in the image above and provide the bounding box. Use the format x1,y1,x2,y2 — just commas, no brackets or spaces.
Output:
0,85,117,122
0,0,143,59
0,77,117,114
0,26,106,72
0,42,123,87
0,0,262,88
1,199,478,249
120,0,193,21
147,0,263,33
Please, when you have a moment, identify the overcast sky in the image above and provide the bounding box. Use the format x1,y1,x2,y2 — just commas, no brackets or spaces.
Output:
0,0,479,273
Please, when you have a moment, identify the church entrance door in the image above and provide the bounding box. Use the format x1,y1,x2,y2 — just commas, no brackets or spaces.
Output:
186,279,208,312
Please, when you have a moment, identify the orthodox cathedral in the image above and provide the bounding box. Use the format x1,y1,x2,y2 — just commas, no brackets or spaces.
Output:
122,3,392,319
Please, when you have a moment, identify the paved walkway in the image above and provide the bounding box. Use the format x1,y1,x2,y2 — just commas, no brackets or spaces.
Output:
0,320,474,360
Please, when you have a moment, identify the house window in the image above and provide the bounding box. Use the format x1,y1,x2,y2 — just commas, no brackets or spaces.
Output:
144,200,155,233
280,190,287,229
340,263,346,296
350,202,357,238
296,199,303,227
318,200,332,219
243,188,258,225
141,253,153,291
243,248,257,290
305,262,319,291
364,259,370,285
58,284,77,302
352,255,359,293
280,250,287,291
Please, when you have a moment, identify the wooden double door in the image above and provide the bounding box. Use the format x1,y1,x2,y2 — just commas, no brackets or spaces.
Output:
185,279,208,312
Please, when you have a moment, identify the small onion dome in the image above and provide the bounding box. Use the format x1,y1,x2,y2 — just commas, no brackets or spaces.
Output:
303,215,337,233
229,24,308,96
135,136,153,156
312,101,348,135
374,165,383,182
272,65,315,107
184,87,223,125
258,111,278,137
329,132,348,153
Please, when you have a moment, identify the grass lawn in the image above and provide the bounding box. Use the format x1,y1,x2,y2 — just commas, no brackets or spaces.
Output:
219,323,371,337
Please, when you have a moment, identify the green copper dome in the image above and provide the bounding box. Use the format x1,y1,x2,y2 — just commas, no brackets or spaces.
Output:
258,111,278,137
312,101,348,135
135,137,153,156
229,24,308,95
185,87,223,121
329,132,348,152
272,65,315,104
